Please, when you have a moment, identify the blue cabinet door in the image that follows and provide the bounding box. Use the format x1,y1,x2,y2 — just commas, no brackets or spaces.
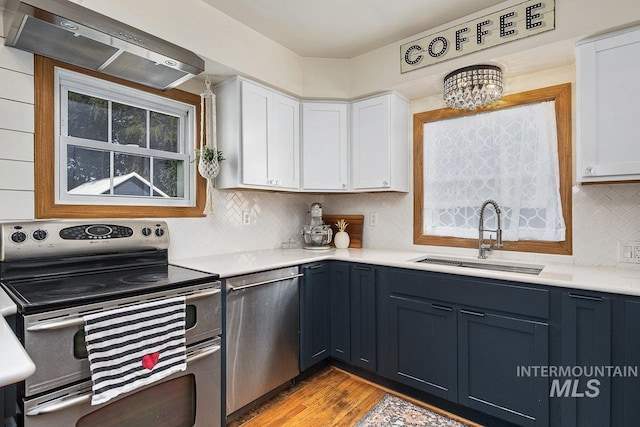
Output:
560,292,611,427
387,295,458,400
330,262,351,362
622,298,640,426
458,310,549,426
350,265,377,371
300,263,331,371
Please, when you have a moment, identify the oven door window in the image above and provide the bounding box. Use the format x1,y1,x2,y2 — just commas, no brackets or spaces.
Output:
77,374,196,427
73,305,197,359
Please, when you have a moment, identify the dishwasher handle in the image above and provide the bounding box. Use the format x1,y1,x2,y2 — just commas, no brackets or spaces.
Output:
228,273,303,292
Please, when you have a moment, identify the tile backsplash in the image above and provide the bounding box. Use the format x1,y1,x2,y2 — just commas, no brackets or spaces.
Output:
572,183,640,268
167,183,640,269
324,183,640,269
167,189,316,261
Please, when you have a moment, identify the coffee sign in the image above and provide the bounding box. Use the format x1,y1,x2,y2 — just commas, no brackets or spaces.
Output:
400,0,555,73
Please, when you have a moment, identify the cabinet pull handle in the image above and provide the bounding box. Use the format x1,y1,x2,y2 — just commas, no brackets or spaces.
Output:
460,309,485,317
307,264,323,270
353,265,371,271
431,304,453,312
568,293,602,302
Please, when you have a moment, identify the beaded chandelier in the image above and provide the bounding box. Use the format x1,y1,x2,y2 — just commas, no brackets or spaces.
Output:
443,65,503,110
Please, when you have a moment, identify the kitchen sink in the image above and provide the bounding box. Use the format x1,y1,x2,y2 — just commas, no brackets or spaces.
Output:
416,256,544,275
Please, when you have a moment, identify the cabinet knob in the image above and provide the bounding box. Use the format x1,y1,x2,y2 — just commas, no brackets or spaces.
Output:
584,167,594,176
342,183,346,189
382,180,389,187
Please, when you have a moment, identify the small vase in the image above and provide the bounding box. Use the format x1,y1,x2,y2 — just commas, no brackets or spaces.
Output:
334,231,350,249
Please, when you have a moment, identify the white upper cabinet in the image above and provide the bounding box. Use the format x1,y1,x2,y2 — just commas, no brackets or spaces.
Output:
577,25,640,182
351,92,409,191
215,78,299,190
301,102,349,191
215,76,409,193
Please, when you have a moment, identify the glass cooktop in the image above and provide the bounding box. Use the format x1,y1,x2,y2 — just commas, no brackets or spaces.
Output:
1,264,218,314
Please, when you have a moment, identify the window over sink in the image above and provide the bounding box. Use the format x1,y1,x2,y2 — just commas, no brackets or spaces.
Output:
413,84,572,255
34,56,205,218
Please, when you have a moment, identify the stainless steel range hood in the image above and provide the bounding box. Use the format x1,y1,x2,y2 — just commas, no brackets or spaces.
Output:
3,0,204,90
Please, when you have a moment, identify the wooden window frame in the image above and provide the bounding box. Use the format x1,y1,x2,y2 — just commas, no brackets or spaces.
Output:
34,55,205,218
413,83,572,255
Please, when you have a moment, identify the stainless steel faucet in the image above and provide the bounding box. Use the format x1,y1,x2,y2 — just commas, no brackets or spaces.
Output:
478,199,503,259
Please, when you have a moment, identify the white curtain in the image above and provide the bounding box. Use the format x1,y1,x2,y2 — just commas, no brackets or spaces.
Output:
423,101,565,241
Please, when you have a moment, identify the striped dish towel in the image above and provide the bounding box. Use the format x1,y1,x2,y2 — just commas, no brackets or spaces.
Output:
84,296,187,405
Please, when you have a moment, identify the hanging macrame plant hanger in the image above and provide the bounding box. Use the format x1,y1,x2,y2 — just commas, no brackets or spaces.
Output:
199,75,218,215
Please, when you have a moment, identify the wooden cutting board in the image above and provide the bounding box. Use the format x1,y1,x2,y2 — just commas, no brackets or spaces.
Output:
322,214,364,248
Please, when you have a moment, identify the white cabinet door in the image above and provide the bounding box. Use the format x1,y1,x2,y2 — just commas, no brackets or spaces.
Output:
239,80,299,189
301,102,348,191
269,93,300,189
577,26,640,182
241,81,270,186
351,95,391,190
351,93,408,192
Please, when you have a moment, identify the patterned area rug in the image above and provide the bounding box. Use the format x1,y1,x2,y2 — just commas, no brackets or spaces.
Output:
353,394,474,427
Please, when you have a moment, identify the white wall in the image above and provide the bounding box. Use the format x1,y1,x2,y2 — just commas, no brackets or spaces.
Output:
0,38,34,221
65,1,640,101
348,0,640,99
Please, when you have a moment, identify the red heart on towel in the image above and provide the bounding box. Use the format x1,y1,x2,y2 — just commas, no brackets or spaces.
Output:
141,352,160,370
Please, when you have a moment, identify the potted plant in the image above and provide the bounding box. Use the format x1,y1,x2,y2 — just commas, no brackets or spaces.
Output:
196,146,225,180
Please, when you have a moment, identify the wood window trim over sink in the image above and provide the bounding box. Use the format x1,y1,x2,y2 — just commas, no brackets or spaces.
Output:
413,83,573,255
34,56,206,219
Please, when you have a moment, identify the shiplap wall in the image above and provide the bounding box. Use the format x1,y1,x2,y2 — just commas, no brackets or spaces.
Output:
0,36,35,220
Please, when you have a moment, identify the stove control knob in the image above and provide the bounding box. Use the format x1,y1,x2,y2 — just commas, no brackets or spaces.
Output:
141,227,152,237
155,228,165,237
32,229,48,241
11,231,27,243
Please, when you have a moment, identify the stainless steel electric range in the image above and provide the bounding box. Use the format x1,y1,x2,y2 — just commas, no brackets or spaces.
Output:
0,220,222,427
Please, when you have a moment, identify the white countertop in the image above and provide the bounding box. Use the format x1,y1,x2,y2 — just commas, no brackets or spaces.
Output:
0,288,36,388
173,247,640,297
4,247,639,390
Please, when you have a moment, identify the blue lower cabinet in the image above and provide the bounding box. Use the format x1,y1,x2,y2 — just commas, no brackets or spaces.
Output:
300,263,331,371
379,267,551,426
386,295,458,401
560,292,611,427
330,262,351,362
458,310,549,426
621,298,640,426
350,265,377,371
329,262,377,371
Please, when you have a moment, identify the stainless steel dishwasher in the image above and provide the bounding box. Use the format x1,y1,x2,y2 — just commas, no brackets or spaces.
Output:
225,266,302,416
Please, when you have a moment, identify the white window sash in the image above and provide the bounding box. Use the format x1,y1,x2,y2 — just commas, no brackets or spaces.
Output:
54,67,196,207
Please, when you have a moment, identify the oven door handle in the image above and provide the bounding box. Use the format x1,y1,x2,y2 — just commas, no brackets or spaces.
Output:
27,316,85,331
27,288,220,331
25,393,92,416
186,340,221,364
184,287,221,302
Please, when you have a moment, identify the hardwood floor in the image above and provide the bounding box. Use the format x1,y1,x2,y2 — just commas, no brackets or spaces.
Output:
227,366,481,427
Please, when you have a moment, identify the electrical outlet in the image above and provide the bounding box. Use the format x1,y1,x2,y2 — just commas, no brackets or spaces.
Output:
242,211,251,226
619,241,640,264
369,212,378,227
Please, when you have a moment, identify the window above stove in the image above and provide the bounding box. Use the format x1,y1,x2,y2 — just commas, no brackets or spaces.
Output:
34,56,206,218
